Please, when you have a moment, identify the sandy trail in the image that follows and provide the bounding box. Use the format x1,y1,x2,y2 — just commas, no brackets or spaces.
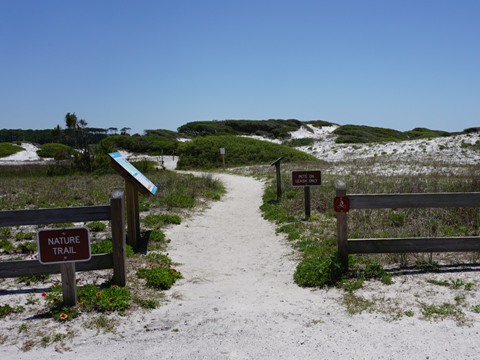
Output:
4,173,480,359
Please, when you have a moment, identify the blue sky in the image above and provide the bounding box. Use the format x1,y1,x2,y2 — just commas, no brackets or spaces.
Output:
1,0,478,135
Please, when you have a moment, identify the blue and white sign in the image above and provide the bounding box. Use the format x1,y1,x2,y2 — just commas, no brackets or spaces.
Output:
109,152,158,195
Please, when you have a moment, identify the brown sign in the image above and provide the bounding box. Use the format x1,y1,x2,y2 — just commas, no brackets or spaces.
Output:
292,170,322,187
37,227,91,264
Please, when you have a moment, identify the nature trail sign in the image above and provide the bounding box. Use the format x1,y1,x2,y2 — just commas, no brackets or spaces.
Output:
37,227,91,264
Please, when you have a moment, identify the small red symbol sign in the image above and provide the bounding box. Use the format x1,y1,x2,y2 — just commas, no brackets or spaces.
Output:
334,197,350,212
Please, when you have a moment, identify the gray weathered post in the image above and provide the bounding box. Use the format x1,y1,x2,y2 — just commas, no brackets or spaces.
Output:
111,190,126,286
125,180,140,249
335,180,349,270
60,263,77,306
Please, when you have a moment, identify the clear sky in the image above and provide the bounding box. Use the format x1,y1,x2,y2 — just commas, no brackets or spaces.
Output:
1,0,479,135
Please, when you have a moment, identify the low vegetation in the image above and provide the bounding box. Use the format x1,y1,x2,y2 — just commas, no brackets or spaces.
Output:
178,119,335,139
261,169,480,288
333,125,453,144
0,142,24,158
177,135,319,169
0,164,225,349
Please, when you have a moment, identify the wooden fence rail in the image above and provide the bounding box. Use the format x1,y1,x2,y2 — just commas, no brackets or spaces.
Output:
0,190,126,286
334,180,480,270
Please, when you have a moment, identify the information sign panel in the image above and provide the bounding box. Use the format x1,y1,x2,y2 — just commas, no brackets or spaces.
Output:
109,152,158,196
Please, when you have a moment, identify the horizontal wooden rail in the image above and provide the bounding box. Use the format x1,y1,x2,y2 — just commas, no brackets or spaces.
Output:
0,254,113,278
0,205,112,226
0,190,126,288
348,236,480,254
335,181,480,270
349,192,480,209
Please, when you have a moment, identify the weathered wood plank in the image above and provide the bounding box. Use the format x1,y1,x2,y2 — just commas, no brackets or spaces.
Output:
348,236,480,254
349,193,480,209
61,263,77,306
0,254,113,278
0,206,112,226
111,190,126,286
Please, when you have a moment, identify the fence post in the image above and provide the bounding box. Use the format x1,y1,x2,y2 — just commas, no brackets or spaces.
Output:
125,180,140,249
304,186,311,220
335,180,349,270
60,263,77,306
111,190,126,286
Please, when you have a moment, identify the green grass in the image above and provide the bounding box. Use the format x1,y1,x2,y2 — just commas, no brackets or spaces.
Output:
0,143,24,158
261,171,480,289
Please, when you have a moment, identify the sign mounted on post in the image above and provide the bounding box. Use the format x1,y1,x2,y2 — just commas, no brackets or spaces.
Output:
292,170,322,187
109,152,158,196
37,227,91,264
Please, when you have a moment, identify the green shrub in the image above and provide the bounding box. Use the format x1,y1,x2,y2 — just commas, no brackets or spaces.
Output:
177,135,319,169
77,284,131,313
148,229,166,242
136,265,182,290
37,143,75,159
15,241,37,254
0,239,14,253
91,240,135,257
86,221,107,232
0,143,24,158
294,254,344,287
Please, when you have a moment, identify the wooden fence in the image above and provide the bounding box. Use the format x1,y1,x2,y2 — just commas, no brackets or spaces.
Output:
334,180,480,270
0,190,126,286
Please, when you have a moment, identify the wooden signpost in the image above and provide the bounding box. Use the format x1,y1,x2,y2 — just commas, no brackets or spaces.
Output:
271,157,284,201
292,170,322,220
109,152,158,249
37,227,91,306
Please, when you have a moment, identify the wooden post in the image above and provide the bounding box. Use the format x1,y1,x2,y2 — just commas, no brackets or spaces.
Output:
111,190,126,286
304,186,311,220
335,180,348,270
271,157,284,201
125,180,140,249
60,263,77,306
275,163,282,200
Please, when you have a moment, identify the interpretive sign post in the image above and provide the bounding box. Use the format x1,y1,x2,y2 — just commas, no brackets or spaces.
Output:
109,152,158,249
292,170,322,220
37,227,91,306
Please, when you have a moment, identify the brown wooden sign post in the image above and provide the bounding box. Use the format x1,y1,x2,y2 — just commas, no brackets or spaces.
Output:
292,170,322,220
109,152,157,249
271,157,284,201
37,227,91,306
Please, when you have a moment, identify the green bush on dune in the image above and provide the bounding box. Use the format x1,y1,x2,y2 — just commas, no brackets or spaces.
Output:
176,135,320,169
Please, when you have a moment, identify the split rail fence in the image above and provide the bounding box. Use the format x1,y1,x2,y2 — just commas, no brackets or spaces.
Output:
0,190,126,286
335,181,480,270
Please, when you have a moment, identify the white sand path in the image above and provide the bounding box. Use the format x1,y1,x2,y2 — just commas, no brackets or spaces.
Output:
3,173,480,359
